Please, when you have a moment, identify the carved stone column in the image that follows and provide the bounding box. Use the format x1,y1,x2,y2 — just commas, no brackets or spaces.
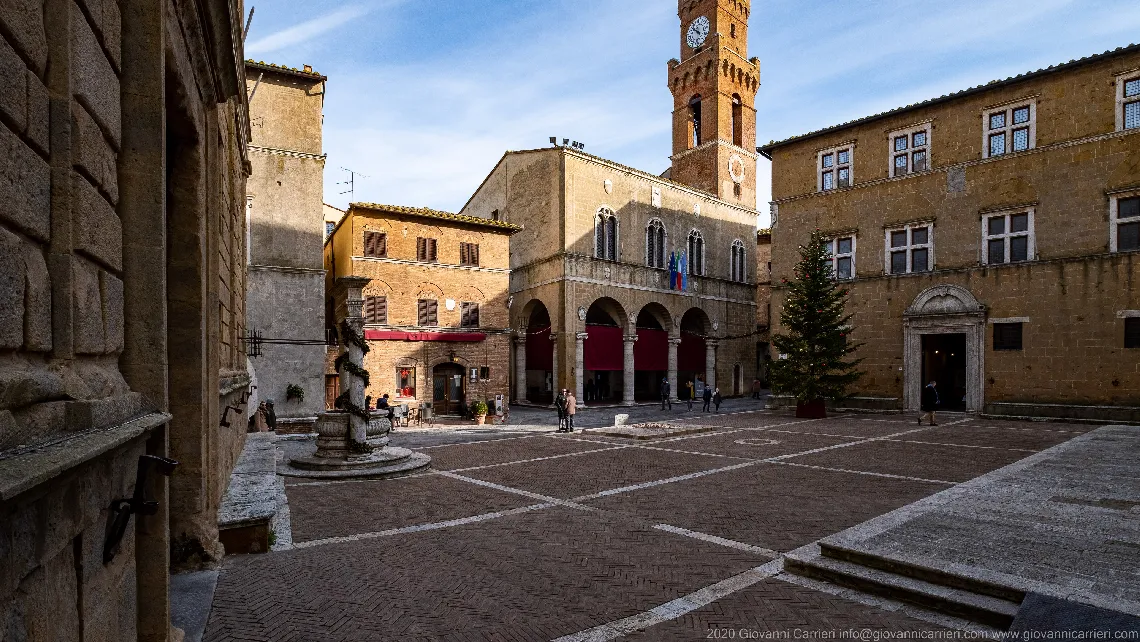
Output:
668,337,681,402
705,340,718,390
514,333,527,402
622,334,638,406
338,277,371,448
575,332,588,406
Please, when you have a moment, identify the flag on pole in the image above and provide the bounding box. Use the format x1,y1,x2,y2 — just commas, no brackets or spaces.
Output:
680,250,688,291
667,251,677,289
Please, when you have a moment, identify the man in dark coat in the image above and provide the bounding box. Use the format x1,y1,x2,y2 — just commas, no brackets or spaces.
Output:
702,385,713,412
555,389,568,432
265,400,277,432
920,381,939,426
660,377,671,410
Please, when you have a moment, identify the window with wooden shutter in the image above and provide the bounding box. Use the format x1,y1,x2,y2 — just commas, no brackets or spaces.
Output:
418,299,438,326
363,296,387,324
417,237,426,261
460,302,480,328
364,231,387,258
459,243,480,266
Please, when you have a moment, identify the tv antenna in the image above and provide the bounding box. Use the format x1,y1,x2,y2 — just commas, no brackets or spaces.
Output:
338,167,369,200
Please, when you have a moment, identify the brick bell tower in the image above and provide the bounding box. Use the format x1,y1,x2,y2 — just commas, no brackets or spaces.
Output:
668,0,760,206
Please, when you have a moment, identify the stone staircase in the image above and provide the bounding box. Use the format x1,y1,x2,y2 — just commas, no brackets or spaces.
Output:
783,542,1023,629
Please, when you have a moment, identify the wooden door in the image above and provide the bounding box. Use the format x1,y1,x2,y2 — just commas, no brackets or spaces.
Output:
432,364,466,415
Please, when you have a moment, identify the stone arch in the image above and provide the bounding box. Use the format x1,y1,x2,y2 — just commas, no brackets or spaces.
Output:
455,285,486,302
905,285,984,317
363,279,393,298
516,298,555,404
415,283,444,299
636,302,672,332
585,296,629,331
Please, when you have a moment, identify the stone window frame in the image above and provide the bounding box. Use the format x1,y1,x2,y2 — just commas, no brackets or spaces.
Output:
729,239,747,282
645,218,668,269
1109,188,1140,253
687,228,706,276
594,207,619,261
992,321,1025,351
396,366,417,398
1122,312,1140,349
825,233,857,280
817,143,854,192
981,207,1035,265
1115,69,1140,132
888,122,932,178
884,221,935,275
982,99,1036,159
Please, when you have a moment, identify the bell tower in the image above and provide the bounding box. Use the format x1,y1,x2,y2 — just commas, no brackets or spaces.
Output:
668,0,760,207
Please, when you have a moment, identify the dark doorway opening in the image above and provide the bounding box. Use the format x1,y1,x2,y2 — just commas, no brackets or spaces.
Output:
921,334,967,411
433,363,466,415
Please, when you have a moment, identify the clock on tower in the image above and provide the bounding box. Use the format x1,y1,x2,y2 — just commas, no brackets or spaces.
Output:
667,0,761,206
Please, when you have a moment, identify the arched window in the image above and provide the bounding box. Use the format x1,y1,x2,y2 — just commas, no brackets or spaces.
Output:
687,229,705,276
646,219,667,268
732,95,743,147
595,208,618,261
730,239,746,282
689,95,702,148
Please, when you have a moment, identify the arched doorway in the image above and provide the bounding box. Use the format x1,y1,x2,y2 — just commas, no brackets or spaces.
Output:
679,308,711,402
522,301,554,404
433,363,466,415
903,286,986,412
634,304,670,401
584,298,628,404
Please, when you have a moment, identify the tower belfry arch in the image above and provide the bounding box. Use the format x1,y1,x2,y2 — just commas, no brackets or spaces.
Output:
668,0,761,205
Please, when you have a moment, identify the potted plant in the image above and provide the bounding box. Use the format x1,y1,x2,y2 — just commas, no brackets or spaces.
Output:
471,400,489,425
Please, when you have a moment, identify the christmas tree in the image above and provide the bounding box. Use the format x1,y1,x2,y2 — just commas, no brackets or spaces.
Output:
769,230,863,414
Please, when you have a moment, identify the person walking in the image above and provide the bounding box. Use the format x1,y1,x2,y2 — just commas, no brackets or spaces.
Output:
751,379,762,400
252,401,269,432
566,390,577,433
685,380,694,411
265,399,277,432
920,380,939,426
713,387,722,413
555,389,568,432
702,385,712,412
660,377,671,410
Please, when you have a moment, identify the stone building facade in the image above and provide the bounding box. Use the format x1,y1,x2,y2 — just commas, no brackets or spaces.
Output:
760,44,1140,421
323,204,518,416
245,61,327,431
460,0,761,406
755,229,772,384
0,0,252,640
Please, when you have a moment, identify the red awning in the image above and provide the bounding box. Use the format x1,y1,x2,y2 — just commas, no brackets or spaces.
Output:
364,330,487,342
634,328,668,371
584,325,623,371
678,332,705,372
526,325,553,371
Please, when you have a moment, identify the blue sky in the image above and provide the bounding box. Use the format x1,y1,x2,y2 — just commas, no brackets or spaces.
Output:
246,0,1140,225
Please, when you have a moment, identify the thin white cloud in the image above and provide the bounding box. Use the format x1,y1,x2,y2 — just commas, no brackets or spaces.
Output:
247,5,370,56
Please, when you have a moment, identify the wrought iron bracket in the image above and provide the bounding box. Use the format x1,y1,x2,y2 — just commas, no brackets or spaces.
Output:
103,455,179,564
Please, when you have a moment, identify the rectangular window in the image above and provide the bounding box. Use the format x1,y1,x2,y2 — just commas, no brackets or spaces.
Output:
460,302,480,328
818,145,853,191
885,224,933,275
416,237,438,262
1112,195,1140,253
363,295,387,325
1117,74,1140,131
364,231,387,258
826,235,856,280
888,124,931,177
417,299,438,326
983,102,1035,158
480,366,490,380
993,323,1023,351
983,210,1034,265
396,367,416,398
1126,318,1140,349
459,242,480,266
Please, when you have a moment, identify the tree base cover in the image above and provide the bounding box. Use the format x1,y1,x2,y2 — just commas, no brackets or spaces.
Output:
795,399,827,419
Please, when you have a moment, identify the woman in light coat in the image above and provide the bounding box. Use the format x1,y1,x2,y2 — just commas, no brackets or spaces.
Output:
565,391,577,433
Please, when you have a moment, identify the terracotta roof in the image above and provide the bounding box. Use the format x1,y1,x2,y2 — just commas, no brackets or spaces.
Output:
245,60,327,81
759,43,1140,153
350,203,523,233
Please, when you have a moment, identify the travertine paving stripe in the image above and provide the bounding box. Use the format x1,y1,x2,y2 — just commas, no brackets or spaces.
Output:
572,461,761,501
291,502,555,549
285,471,436,487
883,438,1037,453
653,524,780,558
436,470,596,510
446,445,632,473
551,559,786,642
763,461,957,485
416,433,542,449
764,418,972,462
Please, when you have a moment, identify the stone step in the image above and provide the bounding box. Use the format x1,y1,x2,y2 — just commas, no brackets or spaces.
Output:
819,541,1026,604
784,548,1020,629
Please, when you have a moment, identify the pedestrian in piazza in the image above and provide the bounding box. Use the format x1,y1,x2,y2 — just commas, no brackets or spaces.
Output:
920,380,940,426
751,378,762,399
713,387,722,413
565,390,577,433
702,385,712,412
252,401,269,433
265,399,277,432
685,380,694,411
555,389,569,432
660,377,671,410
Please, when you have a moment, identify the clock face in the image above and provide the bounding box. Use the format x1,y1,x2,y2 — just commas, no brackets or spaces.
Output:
686,16,710,49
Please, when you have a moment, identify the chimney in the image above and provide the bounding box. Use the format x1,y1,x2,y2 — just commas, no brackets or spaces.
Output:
303,64,313,73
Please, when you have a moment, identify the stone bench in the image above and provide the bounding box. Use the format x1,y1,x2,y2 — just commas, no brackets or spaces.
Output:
217,433,279,554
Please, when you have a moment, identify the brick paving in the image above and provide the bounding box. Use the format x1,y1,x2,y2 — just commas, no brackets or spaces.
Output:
204,410,1090,641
